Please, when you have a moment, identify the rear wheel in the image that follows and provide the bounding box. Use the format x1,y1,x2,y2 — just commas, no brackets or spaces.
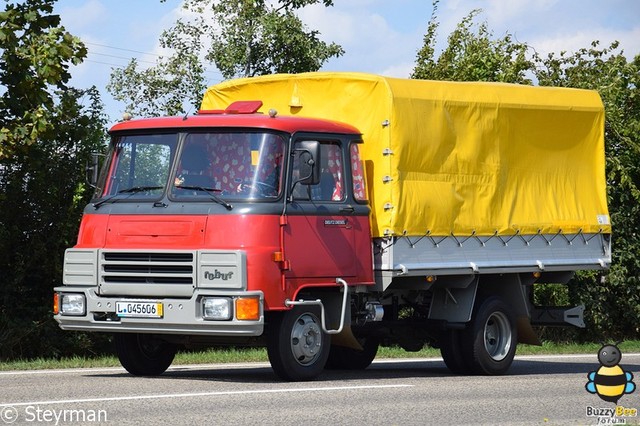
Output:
114,333,177,376
462,296,517,375
325,336,379,370
267,306,330,381
439,329,471,374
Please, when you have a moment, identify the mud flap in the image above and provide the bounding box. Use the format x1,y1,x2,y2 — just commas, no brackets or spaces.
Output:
517,316,541,346
428,276,478,323
330,326,363,350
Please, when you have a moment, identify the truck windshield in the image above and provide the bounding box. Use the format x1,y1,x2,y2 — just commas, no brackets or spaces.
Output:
98,133,176,198
95,131,286,203
171,132,285,200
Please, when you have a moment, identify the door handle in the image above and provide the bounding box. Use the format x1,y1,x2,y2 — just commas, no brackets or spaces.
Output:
339,205,355,214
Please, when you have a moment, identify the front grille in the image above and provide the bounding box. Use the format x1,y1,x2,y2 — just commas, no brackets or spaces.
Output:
103,252,193,263
100,250,195,287
103,264,193,274
104,276,193,284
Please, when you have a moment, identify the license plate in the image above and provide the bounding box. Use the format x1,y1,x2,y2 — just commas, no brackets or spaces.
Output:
116,301,163,318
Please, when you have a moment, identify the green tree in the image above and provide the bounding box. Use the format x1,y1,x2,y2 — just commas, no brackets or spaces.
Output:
205,0,343,79
535,43,640,340
412,4,640,341
0,0,87,160
107,20,207,118
108,0,343,117
411,2,532,83
0,0,109,359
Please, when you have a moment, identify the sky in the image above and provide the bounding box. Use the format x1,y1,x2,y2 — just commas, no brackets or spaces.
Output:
54,0,640,123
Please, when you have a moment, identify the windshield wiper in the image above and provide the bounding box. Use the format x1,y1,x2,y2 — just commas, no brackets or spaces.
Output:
93,186,164,210
175,185,233,210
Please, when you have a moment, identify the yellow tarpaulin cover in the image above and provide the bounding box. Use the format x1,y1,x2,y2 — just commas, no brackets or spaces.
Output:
202,72,610,238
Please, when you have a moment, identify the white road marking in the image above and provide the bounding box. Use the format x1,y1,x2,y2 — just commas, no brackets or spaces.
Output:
514,353,640,361
0,362,272,376
2,353,639,376
0,367,124,376
0,384,413,407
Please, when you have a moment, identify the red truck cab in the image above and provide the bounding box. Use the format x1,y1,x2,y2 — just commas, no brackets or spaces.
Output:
54,102,373,380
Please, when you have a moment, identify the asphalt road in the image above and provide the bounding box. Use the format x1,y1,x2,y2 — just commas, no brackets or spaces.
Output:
1,354,639,425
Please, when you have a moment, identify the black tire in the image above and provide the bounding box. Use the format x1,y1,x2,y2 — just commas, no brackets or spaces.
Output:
114,333,177,376
461,296,517,375
439,329,472,375
267,306,330,381
325,336,379,370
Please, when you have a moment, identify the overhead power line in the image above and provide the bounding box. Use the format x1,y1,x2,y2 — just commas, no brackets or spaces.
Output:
85,42,163,58
84,59,126,68
84,42,225,79
89,52,158,66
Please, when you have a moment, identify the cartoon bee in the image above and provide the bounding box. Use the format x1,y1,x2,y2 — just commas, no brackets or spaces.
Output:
586,343,636,403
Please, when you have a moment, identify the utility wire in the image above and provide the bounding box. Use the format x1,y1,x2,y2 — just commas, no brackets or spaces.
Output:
84,42,225,79
85,42,163,57
90,51,158,66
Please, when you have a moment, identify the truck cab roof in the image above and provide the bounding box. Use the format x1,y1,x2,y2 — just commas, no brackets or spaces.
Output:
109,111,362,136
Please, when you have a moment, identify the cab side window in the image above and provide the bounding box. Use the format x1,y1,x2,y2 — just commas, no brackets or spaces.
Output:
292,142,344,202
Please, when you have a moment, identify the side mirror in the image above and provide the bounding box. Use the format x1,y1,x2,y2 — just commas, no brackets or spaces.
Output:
294,141,320,185
86,152,102,187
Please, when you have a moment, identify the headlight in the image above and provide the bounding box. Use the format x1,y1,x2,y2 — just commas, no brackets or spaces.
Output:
60,293,86,316
202,297,232,320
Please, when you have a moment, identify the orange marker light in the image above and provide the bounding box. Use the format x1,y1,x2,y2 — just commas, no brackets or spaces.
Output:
53,293,60,315
235,297,260,321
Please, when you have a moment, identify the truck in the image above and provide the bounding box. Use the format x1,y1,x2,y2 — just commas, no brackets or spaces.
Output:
54,72,611,381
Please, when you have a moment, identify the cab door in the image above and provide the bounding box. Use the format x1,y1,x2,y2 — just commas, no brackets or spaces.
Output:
284,139,360,279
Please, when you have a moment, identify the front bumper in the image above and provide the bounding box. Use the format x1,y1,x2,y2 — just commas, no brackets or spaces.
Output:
53,287,264,336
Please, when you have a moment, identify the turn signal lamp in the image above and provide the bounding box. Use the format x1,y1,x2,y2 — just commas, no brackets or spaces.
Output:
53,293,60,315
235,297,260,321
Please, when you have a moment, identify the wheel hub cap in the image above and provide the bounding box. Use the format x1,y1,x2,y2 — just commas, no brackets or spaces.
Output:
484,311,512,361
290,314,322,366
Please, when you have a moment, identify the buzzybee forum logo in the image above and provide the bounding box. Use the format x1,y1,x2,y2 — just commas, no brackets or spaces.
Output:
584,343,637,424
586,343,636,403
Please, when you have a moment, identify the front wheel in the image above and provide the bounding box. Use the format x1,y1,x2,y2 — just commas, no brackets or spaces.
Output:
114,333,177,376
267,306,330,381
462,296,517,375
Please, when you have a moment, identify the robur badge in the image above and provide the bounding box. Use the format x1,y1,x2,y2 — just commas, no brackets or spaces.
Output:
204,270,234,281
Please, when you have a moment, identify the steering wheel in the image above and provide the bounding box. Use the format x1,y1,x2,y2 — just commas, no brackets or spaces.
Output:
238,181,277,197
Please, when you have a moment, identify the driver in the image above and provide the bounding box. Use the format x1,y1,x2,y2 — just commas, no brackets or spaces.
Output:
175,143,214,188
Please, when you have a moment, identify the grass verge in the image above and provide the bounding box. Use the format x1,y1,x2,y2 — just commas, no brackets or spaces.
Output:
2,340,639,372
